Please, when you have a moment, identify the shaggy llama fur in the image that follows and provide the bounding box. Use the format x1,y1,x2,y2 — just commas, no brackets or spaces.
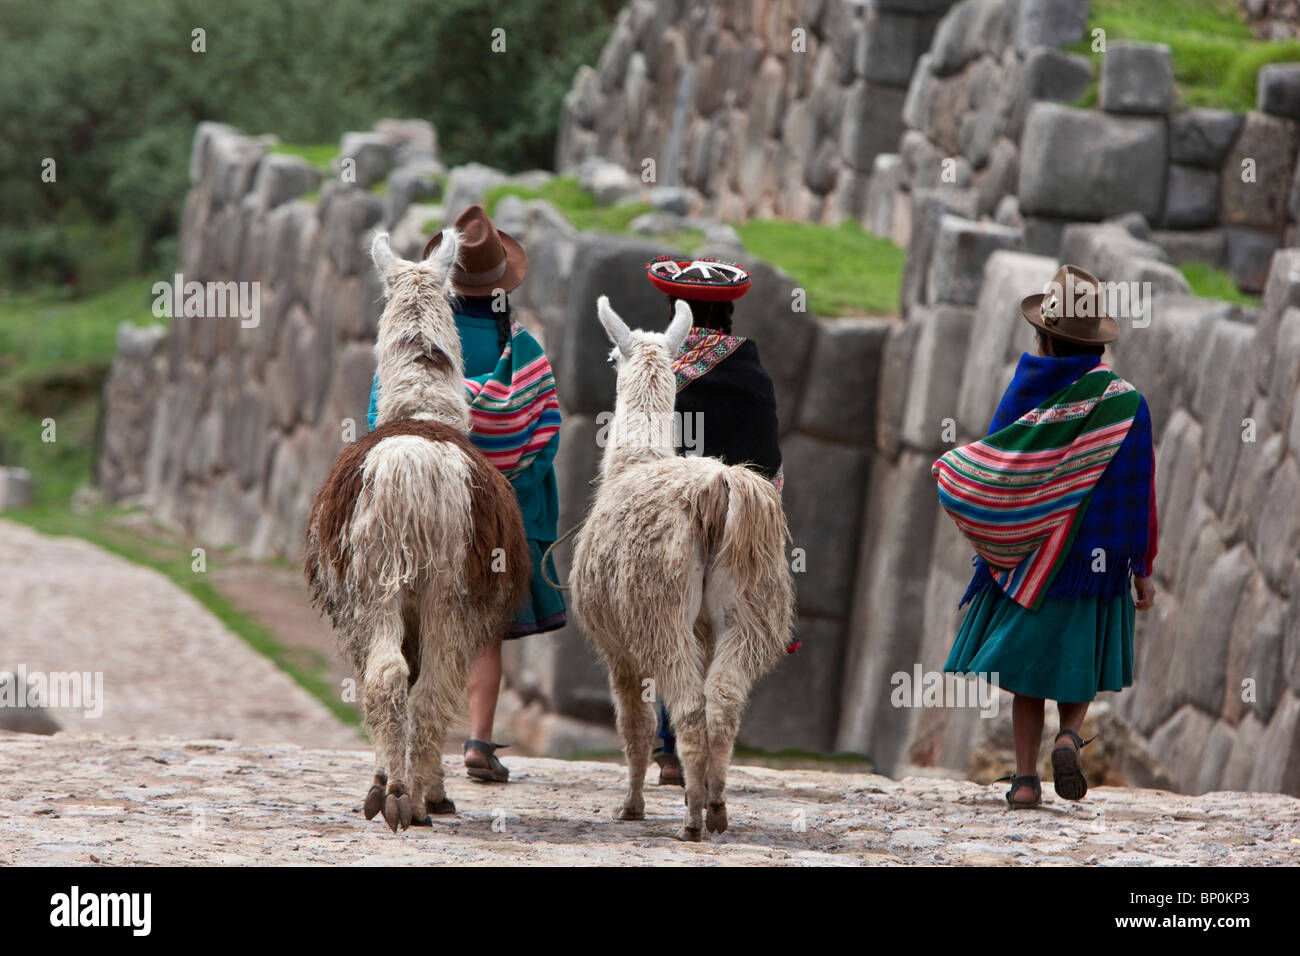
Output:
305,231,527,832
569,296,795,841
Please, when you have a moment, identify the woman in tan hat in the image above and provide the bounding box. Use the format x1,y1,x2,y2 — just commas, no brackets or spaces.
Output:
368,204,564,784
933,265,1158,809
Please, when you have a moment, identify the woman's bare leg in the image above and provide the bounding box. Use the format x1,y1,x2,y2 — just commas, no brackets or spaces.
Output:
1056,700,1090,744
1011,693,1045,802
466,636,503,759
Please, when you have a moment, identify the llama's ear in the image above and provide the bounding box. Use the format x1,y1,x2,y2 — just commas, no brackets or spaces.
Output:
370,231,397,282
664,298,693,353
427,226,460,278
596,295,634,354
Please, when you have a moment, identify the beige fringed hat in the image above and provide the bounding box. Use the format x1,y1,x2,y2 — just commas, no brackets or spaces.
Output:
1020,264,1120,345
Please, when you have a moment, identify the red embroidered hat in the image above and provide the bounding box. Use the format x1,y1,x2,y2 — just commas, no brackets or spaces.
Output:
646,255,751,302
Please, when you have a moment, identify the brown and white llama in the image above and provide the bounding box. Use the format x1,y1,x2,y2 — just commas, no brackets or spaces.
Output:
305,231,527,832
569,296,795,841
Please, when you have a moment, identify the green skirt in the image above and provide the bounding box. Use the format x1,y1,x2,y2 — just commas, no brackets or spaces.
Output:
943,584,1134,703
506,538,567,639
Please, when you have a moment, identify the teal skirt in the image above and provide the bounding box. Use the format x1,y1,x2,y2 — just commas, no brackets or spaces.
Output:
943,585,1134,703
506,538,567,639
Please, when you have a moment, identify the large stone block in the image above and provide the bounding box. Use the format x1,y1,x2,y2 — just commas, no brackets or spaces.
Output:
1258,62,1300,120
742,617,846,752
1225,226,1282,295
339,132,395,190
1249,691,1300,794
1100,42,1174,115
956,250,1059,437
1191,317,1256,514
781,434,872,619
1220,112,1300,230
1019,104,1167,222
855,5,929,86
900,303,975,450
1169,109,1244,169
1148,705,1220,794
925,215,1023,306
1266,307,1300,433
1223,573,1286,725
1125,589,1180,735
841,81,908,173
736,261,817,432
1149,228,1228,269
554,235,667,415
1255,453,1300,596
253,154,320,213
318,187,383,278
875,319,919,459
440,163,510,224
1001,47,1093,143
1219,712,1265,791
835,450,943,770
928,0,1007,77
797,318,892,444
1168,542,1253,715
1014,0,1089,53
900,189,973,315
1163,164,1220,229
1253,249,1300,392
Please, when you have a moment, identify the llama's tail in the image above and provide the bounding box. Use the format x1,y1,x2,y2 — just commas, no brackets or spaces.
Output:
698,466,795,662
347,434,474,602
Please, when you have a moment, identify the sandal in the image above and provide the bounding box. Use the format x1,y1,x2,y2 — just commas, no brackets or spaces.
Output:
464,739,509,783
652,750,684,787
993,772,1042,809
1051,729,1096,801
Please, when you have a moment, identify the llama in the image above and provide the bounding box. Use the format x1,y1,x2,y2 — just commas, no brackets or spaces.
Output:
569,296,795,841
304,231,528,832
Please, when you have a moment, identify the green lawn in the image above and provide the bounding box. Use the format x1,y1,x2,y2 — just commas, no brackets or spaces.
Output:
269,142,337,172
0,280,163,507
481,177,905,317
1072,0,1300,112
1180,262,1263,306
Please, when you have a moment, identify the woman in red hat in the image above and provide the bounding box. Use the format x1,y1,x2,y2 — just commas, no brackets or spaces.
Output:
645,255,785,784
368,205,564,785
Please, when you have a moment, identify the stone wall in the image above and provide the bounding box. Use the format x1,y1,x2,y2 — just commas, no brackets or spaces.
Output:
555,0,957,222
866,0,1300,295
1241,0,1300,39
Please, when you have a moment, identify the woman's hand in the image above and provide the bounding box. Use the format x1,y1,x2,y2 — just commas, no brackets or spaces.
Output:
1134,575,1155,611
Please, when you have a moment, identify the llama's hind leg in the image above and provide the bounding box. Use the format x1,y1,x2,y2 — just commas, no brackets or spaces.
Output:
607,655,656,821
664,674,709,842
361,593,414,832
409,624,473,822
701,569,768,835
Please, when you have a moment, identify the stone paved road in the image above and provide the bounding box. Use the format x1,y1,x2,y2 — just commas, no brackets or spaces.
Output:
0,520,359,749
2,733,1297,866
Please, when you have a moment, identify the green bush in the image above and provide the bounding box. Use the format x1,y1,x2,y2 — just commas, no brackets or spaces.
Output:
0,0,619,292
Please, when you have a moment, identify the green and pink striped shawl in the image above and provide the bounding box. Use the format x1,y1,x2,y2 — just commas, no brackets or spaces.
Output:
931,364,1140,611
464,321,561,481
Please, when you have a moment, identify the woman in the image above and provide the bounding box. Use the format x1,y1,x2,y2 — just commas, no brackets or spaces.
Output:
933,264,1158,809
367,204,564,784
644,255,786,785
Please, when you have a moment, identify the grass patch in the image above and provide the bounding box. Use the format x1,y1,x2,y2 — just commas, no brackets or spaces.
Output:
6,505,360,730
269,142,337,172
1072,0,1300,112
481,178,904,317
1180,261,1263,306
736,220,906,317
0,280,163,507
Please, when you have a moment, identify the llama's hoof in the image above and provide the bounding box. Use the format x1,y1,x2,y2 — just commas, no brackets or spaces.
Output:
426,796,456,815
677,825,703,842
706,802,728,834
616,805,645,821
363,785,385,821
382,792,412,832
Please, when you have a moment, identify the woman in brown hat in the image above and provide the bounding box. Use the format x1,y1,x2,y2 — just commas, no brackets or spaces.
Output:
934,265,1158,809
368,204,564,784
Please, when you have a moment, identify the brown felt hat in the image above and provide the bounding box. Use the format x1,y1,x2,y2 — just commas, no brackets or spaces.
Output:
1020,264,1120,345
422,204,527,297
